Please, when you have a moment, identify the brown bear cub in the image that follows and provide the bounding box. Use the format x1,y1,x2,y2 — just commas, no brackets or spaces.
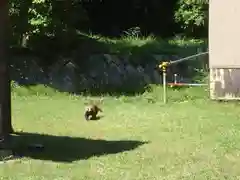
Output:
84,99,103,120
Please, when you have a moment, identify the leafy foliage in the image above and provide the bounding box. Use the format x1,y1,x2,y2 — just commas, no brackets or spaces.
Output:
175,0,208,31
8,0,208,72
9,0,209,48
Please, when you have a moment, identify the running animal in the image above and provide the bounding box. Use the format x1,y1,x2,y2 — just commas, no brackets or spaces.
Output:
84,99,103,120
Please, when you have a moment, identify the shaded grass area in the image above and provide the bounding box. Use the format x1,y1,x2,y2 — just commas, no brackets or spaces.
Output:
11,132,146,163
11,83,209,101
2,86,240,179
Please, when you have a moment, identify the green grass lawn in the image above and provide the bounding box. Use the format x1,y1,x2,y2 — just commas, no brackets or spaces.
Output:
2,86,240,179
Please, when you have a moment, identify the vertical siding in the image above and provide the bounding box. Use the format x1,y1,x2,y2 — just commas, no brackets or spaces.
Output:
210,68,240,99
209,0,240,68
209,0,240,99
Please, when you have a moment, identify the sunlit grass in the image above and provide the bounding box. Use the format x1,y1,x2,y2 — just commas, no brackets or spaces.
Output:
1,85,240,179
76,30,207,56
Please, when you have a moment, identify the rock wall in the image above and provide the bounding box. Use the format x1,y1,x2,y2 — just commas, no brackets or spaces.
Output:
10,53,203,94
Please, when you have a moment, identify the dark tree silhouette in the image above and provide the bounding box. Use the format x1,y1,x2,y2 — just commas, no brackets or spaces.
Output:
0,0,13,153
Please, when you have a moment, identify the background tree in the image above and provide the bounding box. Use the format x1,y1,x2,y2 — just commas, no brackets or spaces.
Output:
0,0,12,151
174,0,209,37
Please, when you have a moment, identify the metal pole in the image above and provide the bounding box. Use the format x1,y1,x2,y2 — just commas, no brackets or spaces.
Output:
159,62,169,104
163,71,167,104
174,74,177,84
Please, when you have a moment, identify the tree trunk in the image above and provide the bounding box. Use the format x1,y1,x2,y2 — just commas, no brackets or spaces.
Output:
0,0,12,152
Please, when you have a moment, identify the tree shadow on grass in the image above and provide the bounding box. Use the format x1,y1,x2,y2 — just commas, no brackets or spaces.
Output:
10,132,148,163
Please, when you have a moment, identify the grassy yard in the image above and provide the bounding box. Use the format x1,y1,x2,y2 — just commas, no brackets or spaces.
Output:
1,86,240,179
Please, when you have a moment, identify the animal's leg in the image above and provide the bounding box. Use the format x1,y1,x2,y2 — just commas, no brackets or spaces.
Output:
91,114,97,120
84,112,90,120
